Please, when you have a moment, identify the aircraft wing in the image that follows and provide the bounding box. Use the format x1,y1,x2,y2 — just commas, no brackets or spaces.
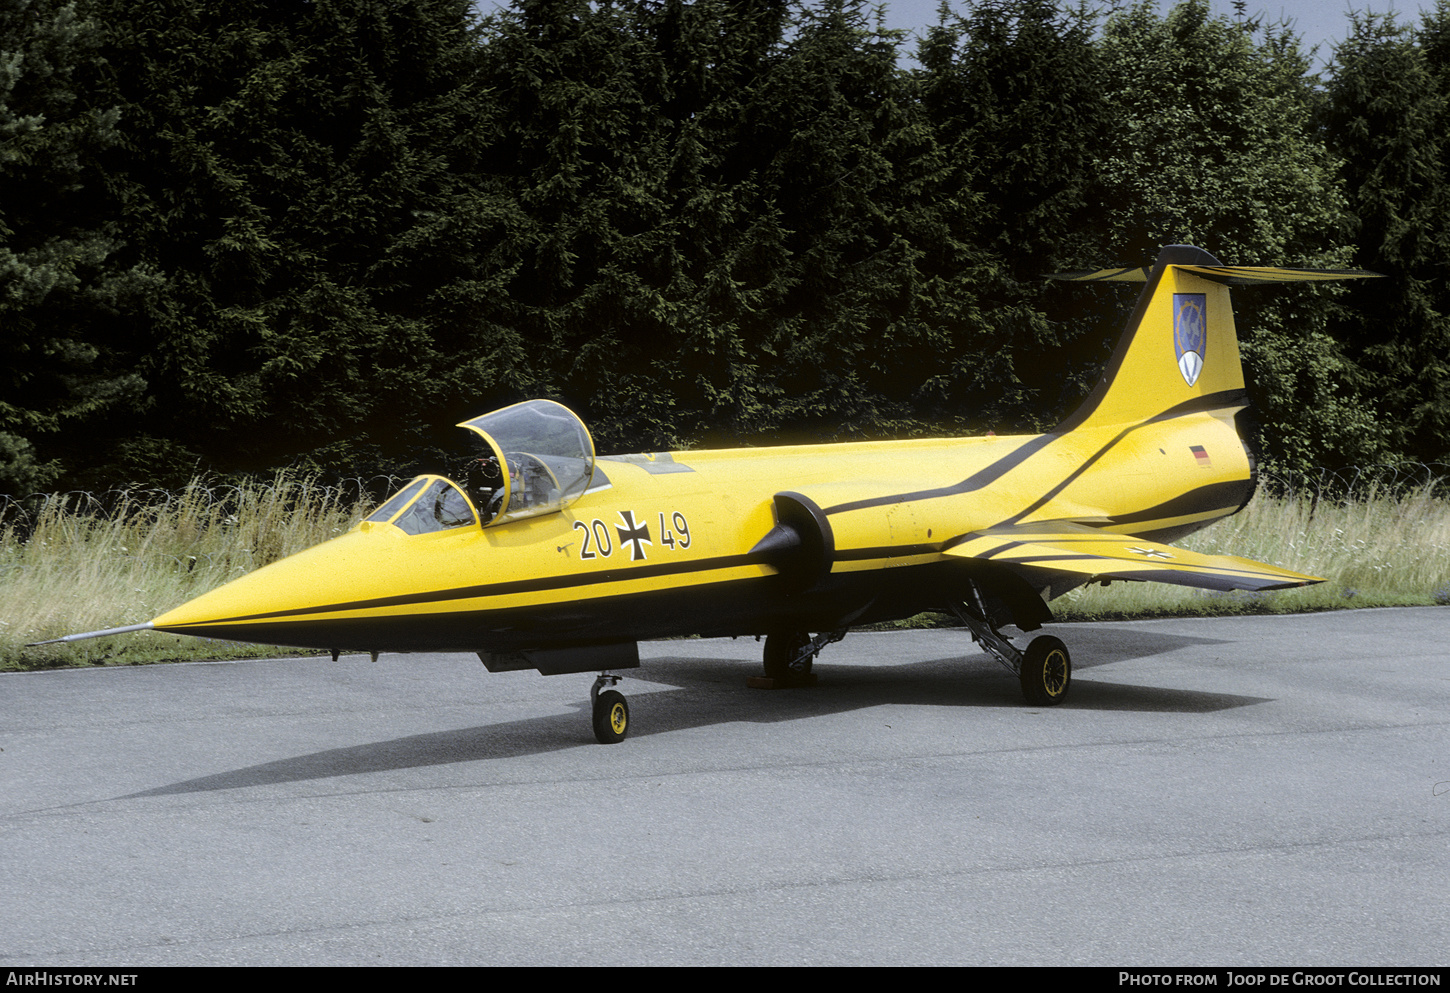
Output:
942,522,1322,592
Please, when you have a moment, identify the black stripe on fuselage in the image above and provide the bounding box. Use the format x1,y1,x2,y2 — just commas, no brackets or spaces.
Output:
999,390,1249,525
936,535,1023,558
831,543,943,561
821,389,1249,518
818,431,1062,516
1103,480,1250,527
834,477,1248,566
169,551,766,627
164,561,966,653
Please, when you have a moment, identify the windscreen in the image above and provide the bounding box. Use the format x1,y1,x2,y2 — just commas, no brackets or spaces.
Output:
363,476,477,534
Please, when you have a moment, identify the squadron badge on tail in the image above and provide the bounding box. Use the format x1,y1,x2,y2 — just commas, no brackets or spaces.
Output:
1174,292,1207,386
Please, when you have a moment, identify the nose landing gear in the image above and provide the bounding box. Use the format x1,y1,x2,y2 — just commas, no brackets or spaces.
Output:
590,673,630,743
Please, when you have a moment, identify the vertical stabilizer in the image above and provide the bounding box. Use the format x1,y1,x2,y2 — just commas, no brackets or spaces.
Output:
1051,246,1380,430
1057,245,1243,429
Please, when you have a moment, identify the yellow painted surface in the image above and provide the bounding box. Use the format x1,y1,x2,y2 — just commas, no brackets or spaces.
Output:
148,257,1379,651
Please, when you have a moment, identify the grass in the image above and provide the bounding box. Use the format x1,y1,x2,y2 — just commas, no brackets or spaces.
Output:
3,471,1448,671
2,475,377,670
1053,480,1450,621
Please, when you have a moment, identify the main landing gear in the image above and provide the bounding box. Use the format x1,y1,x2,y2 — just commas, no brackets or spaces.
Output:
752,628,847,688
590,673,629,744
950,589,1071,706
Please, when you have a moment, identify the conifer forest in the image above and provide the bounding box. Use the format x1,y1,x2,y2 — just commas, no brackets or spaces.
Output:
4,0,1448,494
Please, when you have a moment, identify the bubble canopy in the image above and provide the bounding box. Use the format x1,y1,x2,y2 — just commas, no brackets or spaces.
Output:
362,401,597,533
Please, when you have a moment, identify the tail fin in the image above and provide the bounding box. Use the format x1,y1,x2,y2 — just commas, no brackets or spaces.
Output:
1051,245,1380,429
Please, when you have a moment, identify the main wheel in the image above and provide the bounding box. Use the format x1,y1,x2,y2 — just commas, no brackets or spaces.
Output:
593,689,629,743
1020,636,1071,706
763,630,812,680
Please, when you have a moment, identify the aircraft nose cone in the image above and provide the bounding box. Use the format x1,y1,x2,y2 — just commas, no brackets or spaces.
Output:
149,524,415,649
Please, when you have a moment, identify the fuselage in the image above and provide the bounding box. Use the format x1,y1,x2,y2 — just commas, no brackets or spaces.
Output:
150,399,1253,654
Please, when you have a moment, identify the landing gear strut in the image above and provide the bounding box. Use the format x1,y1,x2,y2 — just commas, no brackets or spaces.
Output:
590,673,629,743
950,586,1071,706
756,629,847,686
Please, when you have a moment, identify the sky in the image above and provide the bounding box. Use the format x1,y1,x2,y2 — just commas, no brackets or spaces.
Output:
474,2,1438,67
872,1,1429,65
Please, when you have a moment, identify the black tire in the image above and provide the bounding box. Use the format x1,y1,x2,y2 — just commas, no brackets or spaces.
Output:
1020,635,1071,706
593,690,629,743
763,630,812,679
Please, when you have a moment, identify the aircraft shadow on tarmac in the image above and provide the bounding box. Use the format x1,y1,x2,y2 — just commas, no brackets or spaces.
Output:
125,626,1268,798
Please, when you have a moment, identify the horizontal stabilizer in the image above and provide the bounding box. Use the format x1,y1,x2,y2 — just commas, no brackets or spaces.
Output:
943,523,1322,593
1047,267,1151,282
1049,265,1382,285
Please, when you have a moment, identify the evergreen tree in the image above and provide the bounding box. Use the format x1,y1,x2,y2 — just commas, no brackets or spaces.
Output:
1091,0,1377,472
1323,4,1450,464
915,0,1115,429
473,0,714,449
6,0,1432,488
479,0,987,450
67,0,508,482
721,0,988,440
0,0,152,492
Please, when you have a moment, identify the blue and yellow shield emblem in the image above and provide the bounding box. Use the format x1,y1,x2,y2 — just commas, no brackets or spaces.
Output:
1173,293,1207,387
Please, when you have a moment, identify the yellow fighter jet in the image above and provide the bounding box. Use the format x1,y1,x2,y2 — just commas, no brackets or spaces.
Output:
37,245,1379,742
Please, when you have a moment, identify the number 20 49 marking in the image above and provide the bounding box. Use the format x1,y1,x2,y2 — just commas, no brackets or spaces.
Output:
574,511,690,561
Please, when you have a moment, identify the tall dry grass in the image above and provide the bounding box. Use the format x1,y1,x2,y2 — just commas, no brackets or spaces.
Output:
2,476,378,669
3,469,1447,669
1055,475,1450,620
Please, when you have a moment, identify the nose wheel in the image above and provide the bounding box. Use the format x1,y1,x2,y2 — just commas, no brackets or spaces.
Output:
590,674,629,743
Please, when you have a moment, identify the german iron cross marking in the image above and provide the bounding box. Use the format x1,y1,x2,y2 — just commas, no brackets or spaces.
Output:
616,510,652,561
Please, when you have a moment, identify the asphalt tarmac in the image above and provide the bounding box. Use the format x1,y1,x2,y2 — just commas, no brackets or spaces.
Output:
1,608,1446,966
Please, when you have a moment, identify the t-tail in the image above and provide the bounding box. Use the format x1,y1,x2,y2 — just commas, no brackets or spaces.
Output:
1051,244,1379,431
